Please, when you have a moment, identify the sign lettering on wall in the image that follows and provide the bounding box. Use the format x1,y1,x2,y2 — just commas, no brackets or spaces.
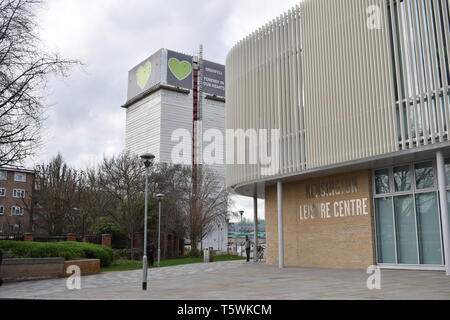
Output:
306,177,358,199
298,176,369,221
298,198,370,221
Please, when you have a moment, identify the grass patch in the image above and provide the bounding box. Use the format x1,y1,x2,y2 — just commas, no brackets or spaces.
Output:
101,254,246,273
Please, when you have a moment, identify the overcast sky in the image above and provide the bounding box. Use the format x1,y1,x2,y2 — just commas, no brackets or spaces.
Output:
31,0,301,221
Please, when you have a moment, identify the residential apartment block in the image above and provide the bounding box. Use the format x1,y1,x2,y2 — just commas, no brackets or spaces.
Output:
0,167,34,236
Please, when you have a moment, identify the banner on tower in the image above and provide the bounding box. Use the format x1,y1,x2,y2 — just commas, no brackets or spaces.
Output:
126,48,225,102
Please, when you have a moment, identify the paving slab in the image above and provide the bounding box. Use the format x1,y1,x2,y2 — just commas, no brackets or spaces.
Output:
0,260,449,300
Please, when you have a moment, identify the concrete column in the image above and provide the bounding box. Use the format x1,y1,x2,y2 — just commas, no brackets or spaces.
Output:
253,188,259,261
277,180,284,269
436,151,450,276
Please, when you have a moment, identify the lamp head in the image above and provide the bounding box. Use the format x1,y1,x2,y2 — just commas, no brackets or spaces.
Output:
140,153,155,168
156,193,164,201
239,210,244,216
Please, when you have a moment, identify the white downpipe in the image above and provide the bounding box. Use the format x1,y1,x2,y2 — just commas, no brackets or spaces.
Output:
277,181,284,269
253,190,259,261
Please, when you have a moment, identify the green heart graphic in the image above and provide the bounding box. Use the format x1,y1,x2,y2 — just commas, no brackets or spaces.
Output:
168,58,192,81
136,61,152,90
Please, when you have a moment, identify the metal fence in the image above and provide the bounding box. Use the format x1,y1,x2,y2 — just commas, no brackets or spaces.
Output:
0,234,23,241
87,236,102,245
0,234,104,244
32,236,68,243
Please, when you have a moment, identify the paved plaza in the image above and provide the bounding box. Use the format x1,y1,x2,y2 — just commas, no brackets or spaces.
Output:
0,260,449,300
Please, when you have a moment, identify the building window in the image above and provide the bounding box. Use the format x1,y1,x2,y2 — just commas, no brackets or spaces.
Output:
14,172,26,182
393,165,411,192
373,160,444,266
0,206,4,215
0,188,5,197
12,189,25,198
0,170,6,181
445,159,450,186
374,169,390,194
446,160,450,252
414,162,435,190
375,197,396,263
11,224,20,233
387,0,450,148
11,206,24,216
416,192,442,264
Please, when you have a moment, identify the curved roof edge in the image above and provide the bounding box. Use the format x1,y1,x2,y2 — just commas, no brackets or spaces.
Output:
229,141,450,198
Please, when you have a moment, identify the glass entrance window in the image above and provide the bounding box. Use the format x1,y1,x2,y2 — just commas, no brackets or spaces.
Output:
445,159,450,185
374,160,445,267
416,193,443,265
446,159,450,233
447,191,450,231
394,195,418,264
375,197,396,263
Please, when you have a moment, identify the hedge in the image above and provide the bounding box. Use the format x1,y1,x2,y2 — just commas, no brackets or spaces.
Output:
0,241,114,267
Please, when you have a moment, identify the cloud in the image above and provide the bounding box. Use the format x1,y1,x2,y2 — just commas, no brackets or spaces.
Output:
30,0,299,217
230,195,266,222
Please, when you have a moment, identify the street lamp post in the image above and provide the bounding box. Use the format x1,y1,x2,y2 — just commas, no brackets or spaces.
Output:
217,224,220,251
140,153,155,291
156,193,164,267
239,210,244,257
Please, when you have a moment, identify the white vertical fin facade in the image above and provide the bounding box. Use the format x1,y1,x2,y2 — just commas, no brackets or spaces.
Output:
227,0,450,188
226,5,305,187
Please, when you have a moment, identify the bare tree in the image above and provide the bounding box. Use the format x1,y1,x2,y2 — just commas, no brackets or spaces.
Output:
150,163,191,242
29,150,230,259
94,152,146,251
32,153,81,235
0,0,78,166
186,166,230,256
76,167,114,235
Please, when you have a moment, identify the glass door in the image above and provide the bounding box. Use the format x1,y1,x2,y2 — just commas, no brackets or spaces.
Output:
373,161,445,267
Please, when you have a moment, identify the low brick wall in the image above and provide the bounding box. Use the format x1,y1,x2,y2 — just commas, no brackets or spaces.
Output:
0,258,64,283
63,259,100,277
0,258,101,283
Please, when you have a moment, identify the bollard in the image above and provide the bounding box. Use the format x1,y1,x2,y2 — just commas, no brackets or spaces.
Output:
203,249,210,263
203,248,214,263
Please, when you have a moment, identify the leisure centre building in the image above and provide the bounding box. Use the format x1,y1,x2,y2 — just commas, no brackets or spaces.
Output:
225,0,450,274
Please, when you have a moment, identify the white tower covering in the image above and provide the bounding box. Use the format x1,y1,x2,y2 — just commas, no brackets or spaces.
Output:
123,48,227,250
123,49,225,175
